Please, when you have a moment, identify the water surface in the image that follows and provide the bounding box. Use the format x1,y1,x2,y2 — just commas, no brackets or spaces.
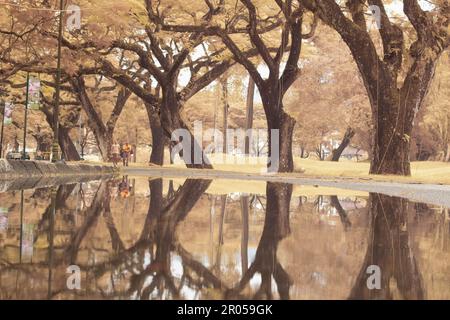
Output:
0,177,449,300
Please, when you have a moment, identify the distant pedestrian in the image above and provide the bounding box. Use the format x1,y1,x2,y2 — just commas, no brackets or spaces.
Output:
130,147,135,163
121,142,132,167
35,150,43,161
111,141,120,168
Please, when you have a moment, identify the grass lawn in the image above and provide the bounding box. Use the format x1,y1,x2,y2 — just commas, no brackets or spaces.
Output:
169,155,450,185
84,153,450,185
163,153,450,184
293,158,450,185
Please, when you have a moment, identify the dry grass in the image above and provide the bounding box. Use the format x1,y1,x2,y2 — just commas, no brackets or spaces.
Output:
168,154,450,185
80,154,450,185
293,158,450,185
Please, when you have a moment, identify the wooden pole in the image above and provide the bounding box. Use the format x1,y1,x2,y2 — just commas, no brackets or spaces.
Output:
51,0,65,162
0,102,5,158
22,73,30,160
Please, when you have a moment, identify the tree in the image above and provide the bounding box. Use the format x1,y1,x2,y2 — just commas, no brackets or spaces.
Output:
420,51,450,161
285,25,371,161
1,2,85,159
53,0,250,168
0,5,47,90
300,0,450,175
69,75,131,161
40,97,81,161
157,0,318,171
210,0,317,172
331,127,356,161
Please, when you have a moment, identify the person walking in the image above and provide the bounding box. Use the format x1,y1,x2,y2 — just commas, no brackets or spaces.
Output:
122,142,132,167
111,141,120,168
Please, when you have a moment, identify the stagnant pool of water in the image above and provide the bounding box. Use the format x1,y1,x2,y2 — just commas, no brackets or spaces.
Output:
0,176,449,300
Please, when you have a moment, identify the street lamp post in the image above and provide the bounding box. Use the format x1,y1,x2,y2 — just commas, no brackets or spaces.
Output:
22,72,30,160
0,101,5,158
51,0,65,163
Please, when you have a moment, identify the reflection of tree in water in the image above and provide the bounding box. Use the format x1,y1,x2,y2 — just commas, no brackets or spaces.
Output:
434,208,450,252
0,183,77,299
0,178,296,300
349,194,424,300
329,196,352,231
5,179,438,300
85,180,294,300
90,178,216,299
32,184,77,249
226,182,293,300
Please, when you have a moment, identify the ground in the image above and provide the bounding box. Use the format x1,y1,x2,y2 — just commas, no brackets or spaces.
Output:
104,155,450,185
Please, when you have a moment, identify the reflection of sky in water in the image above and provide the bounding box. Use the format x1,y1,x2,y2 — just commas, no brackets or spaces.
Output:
180,286,198,300
170,254,184,279
311,272,327,287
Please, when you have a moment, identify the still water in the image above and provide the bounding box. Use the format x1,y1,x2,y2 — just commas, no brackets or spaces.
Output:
0,176,449,300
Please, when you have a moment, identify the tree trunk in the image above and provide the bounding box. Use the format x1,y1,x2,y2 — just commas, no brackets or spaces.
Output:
221,78,229,153
134,128,138,163
316,144,323,161
349,194,424,300
145,103,165,165
445,143,450,162
300,147,307,159
245,77,255,155
71,78,109,160
266,110,295,173
42,105,80,161
331,127,355,161
58,127,81,161
259,81,297,173
160,86,212,169
71,77,130,161
368,50,438,176
32,126,52,157
370,98,413,175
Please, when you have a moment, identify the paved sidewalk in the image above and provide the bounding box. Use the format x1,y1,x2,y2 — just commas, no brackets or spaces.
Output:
124,166,450,208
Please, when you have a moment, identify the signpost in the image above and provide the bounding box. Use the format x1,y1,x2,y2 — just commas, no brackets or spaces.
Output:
1,102,15,158
22,72,30,160
28,75,41,110
0,101,5,158
51,0,65,163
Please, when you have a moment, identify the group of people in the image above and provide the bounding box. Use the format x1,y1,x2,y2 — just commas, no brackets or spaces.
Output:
108,176,133,199
111,142,133,167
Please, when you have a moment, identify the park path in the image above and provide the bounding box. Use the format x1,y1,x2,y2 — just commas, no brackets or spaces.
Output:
123,166,450,208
